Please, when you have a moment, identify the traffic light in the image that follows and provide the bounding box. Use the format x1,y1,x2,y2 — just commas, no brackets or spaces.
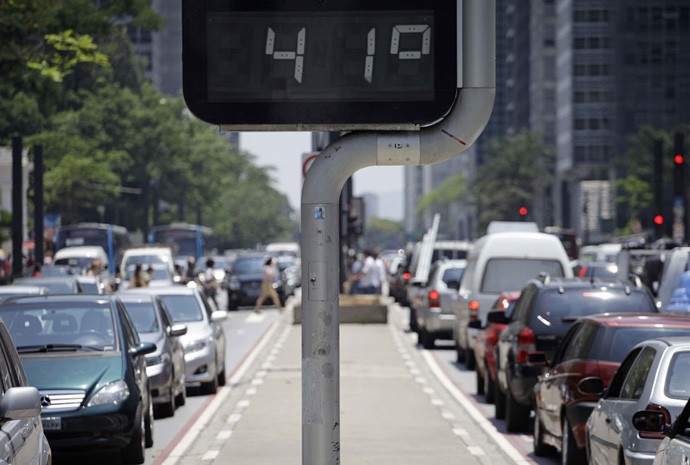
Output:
654,214,665,238
518,206,528,219
674,132,686,198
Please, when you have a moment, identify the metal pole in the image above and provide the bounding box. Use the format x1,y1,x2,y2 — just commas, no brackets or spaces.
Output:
12,137,23,278
301,1,495,463
33,145,44,266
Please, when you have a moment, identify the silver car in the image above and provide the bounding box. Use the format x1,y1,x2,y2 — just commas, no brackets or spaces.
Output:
586,337,690,465
415,259,466,349
119,293,188,417
0,315,52,464
633,394,690,464
128,286,227,394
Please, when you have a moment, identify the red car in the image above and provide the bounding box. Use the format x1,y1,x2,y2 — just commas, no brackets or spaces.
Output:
473,291,520,402
533,313,690,465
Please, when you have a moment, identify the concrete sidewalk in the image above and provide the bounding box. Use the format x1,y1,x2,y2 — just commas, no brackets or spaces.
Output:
172,309,509,465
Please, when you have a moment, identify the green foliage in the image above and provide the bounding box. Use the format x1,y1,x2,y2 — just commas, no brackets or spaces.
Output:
1,1,296,248
471,131,554,234
416,173,466,214
364,218,406,250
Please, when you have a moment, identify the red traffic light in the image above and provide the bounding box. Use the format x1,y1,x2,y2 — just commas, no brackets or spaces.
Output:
675,154,684,165
518,207,528,216
654,215,664,226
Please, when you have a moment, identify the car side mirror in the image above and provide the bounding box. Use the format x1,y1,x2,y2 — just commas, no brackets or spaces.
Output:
487,310,510,324
577,377,605,396
130,342,157,357
468,319,482,330
211,310,228,322
169,324,188,337
632,410,669,436
0,386,41,420
526,352,548,366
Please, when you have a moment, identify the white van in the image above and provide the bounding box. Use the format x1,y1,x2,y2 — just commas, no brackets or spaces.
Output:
119,246,176,284
448,231,573,367
54,246,110,274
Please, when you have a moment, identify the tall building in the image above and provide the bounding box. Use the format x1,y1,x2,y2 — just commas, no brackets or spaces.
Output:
554,1,690,242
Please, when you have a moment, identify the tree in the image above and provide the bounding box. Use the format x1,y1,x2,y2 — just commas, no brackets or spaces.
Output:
471,131,554,234
363,218,407,250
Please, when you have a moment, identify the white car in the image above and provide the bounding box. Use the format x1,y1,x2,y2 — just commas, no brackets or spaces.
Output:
634,394,690,465
125,286,227,394
0,315,52,464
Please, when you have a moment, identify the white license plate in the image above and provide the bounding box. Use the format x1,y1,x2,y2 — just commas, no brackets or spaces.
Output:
42,417,62,431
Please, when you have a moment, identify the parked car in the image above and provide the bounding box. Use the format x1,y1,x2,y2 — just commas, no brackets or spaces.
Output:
586,337,690,465
225,252,286,310
451,231,574,369
118,293,187,417
128,286,227,394
407,240,472,333
0,284,48,299
472,291,520,401
415,259,466,349
633,390,690,465
495,277,656,432
0,294,156,464
13,276,84,294
53,245,110,276
533,313,690,464
0,314,52,464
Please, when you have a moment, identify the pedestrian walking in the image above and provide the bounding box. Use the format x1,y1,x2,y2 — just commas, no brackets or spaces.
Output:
254,257,284,313
129,264,147,288
204,258,219,308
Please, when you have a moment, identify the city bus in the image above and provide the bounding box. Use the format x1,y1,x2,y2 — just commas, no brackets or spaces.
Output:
147,223,213,261
56,223,130,274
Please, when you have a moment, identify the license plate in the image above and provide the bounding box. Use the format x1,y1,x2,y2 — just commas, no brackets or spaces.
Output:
42,417,62,431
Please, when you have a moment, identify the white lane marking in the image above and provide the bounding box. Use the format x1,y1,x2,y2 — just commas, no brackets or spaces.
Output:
468,446,486,456
421,350,532,465
236,399,251,410
431,398,444,406
161,319,282,465
202,450,219,460
226,413,242,424
246,387,257,396
216,430,232,440
441,411,456,420
245,312,266,323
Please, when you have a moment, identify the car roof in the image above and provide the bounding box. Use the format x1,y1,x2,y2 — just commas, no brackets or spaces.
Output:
529,276,636,291
121,285,196,295
634,336,690,350
0,294,115,304
578,313,690,327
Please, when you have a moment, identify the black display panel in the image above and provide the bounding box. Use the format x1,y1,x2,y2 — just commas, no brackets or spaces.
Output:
183,1,458,129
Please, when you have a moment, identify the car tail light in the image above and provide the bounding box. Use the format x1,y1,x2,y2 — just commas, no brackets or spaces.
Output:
638,403,671,439
515,327,536,363
429,290,440,308
486,326,500,346
403,272,411,280
468,300,480,321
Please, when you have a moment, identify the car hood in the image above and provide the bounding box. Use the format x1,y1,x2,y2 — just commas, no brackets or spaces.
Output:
180,321,211,342
21,353,124,391
234,273,262,282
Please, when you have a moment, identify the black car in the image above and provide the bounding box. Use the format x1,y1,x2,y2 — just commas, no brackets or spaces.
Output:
225,252,286,310
0,294,156,464
493,276,657,432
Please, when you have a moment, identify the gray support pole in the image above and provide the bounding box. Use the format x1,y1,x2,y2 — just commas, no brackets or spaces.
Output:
12,137,23,278
301,1,495,464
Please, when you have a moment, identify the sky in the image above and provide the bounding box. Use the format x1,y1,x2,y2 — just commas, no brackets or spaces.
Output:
239,132,404,221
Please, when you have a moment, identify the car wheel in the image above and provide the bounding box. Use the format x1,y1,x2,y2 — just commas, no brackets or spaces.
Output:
158,385,176,419
409,309,418,333
455,342,466,364
533,412,554,457
505,388,530,432
494,382,506,420
484,364,495,404
562,418,585,465
121,404,146,464
201,362,219,395
176,380,187,407
420,328,435,349
145,394,154,448
464,348,476,370
217,361,227,387
476,369,485,396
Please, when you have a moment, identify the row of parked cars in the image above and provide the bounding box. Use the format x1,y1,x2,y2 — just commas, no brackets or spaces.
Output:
402,230,690,465
0,268,228,464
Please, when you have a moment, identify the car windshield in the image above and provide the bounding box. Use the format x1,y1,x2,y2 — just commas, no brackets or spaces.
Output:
531,289,655,335
233,257,265,274
590,326,690,363
16,279,78,294
124,255,166,268
121,301,160,333
481,258,565,293
0,301,117,351
158,294,204,323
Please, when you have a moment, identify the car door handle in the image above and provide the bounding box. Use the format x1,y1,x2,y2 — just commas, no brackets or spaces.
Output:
605,417,611,424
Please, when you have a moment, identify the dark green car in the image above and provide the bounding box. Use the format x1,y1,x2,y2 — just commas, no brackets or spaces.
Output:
0,294,156,464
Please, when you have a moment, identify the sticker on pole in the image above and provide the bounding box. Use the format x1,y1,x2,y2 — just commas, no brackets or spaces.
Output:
314,207,326,220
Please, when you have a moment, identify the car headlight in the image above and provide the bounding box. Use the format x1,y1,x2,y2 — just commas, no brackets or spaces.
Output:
228,276,241,290
184,339,207,354
146,353,171,367
87,380,130,407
